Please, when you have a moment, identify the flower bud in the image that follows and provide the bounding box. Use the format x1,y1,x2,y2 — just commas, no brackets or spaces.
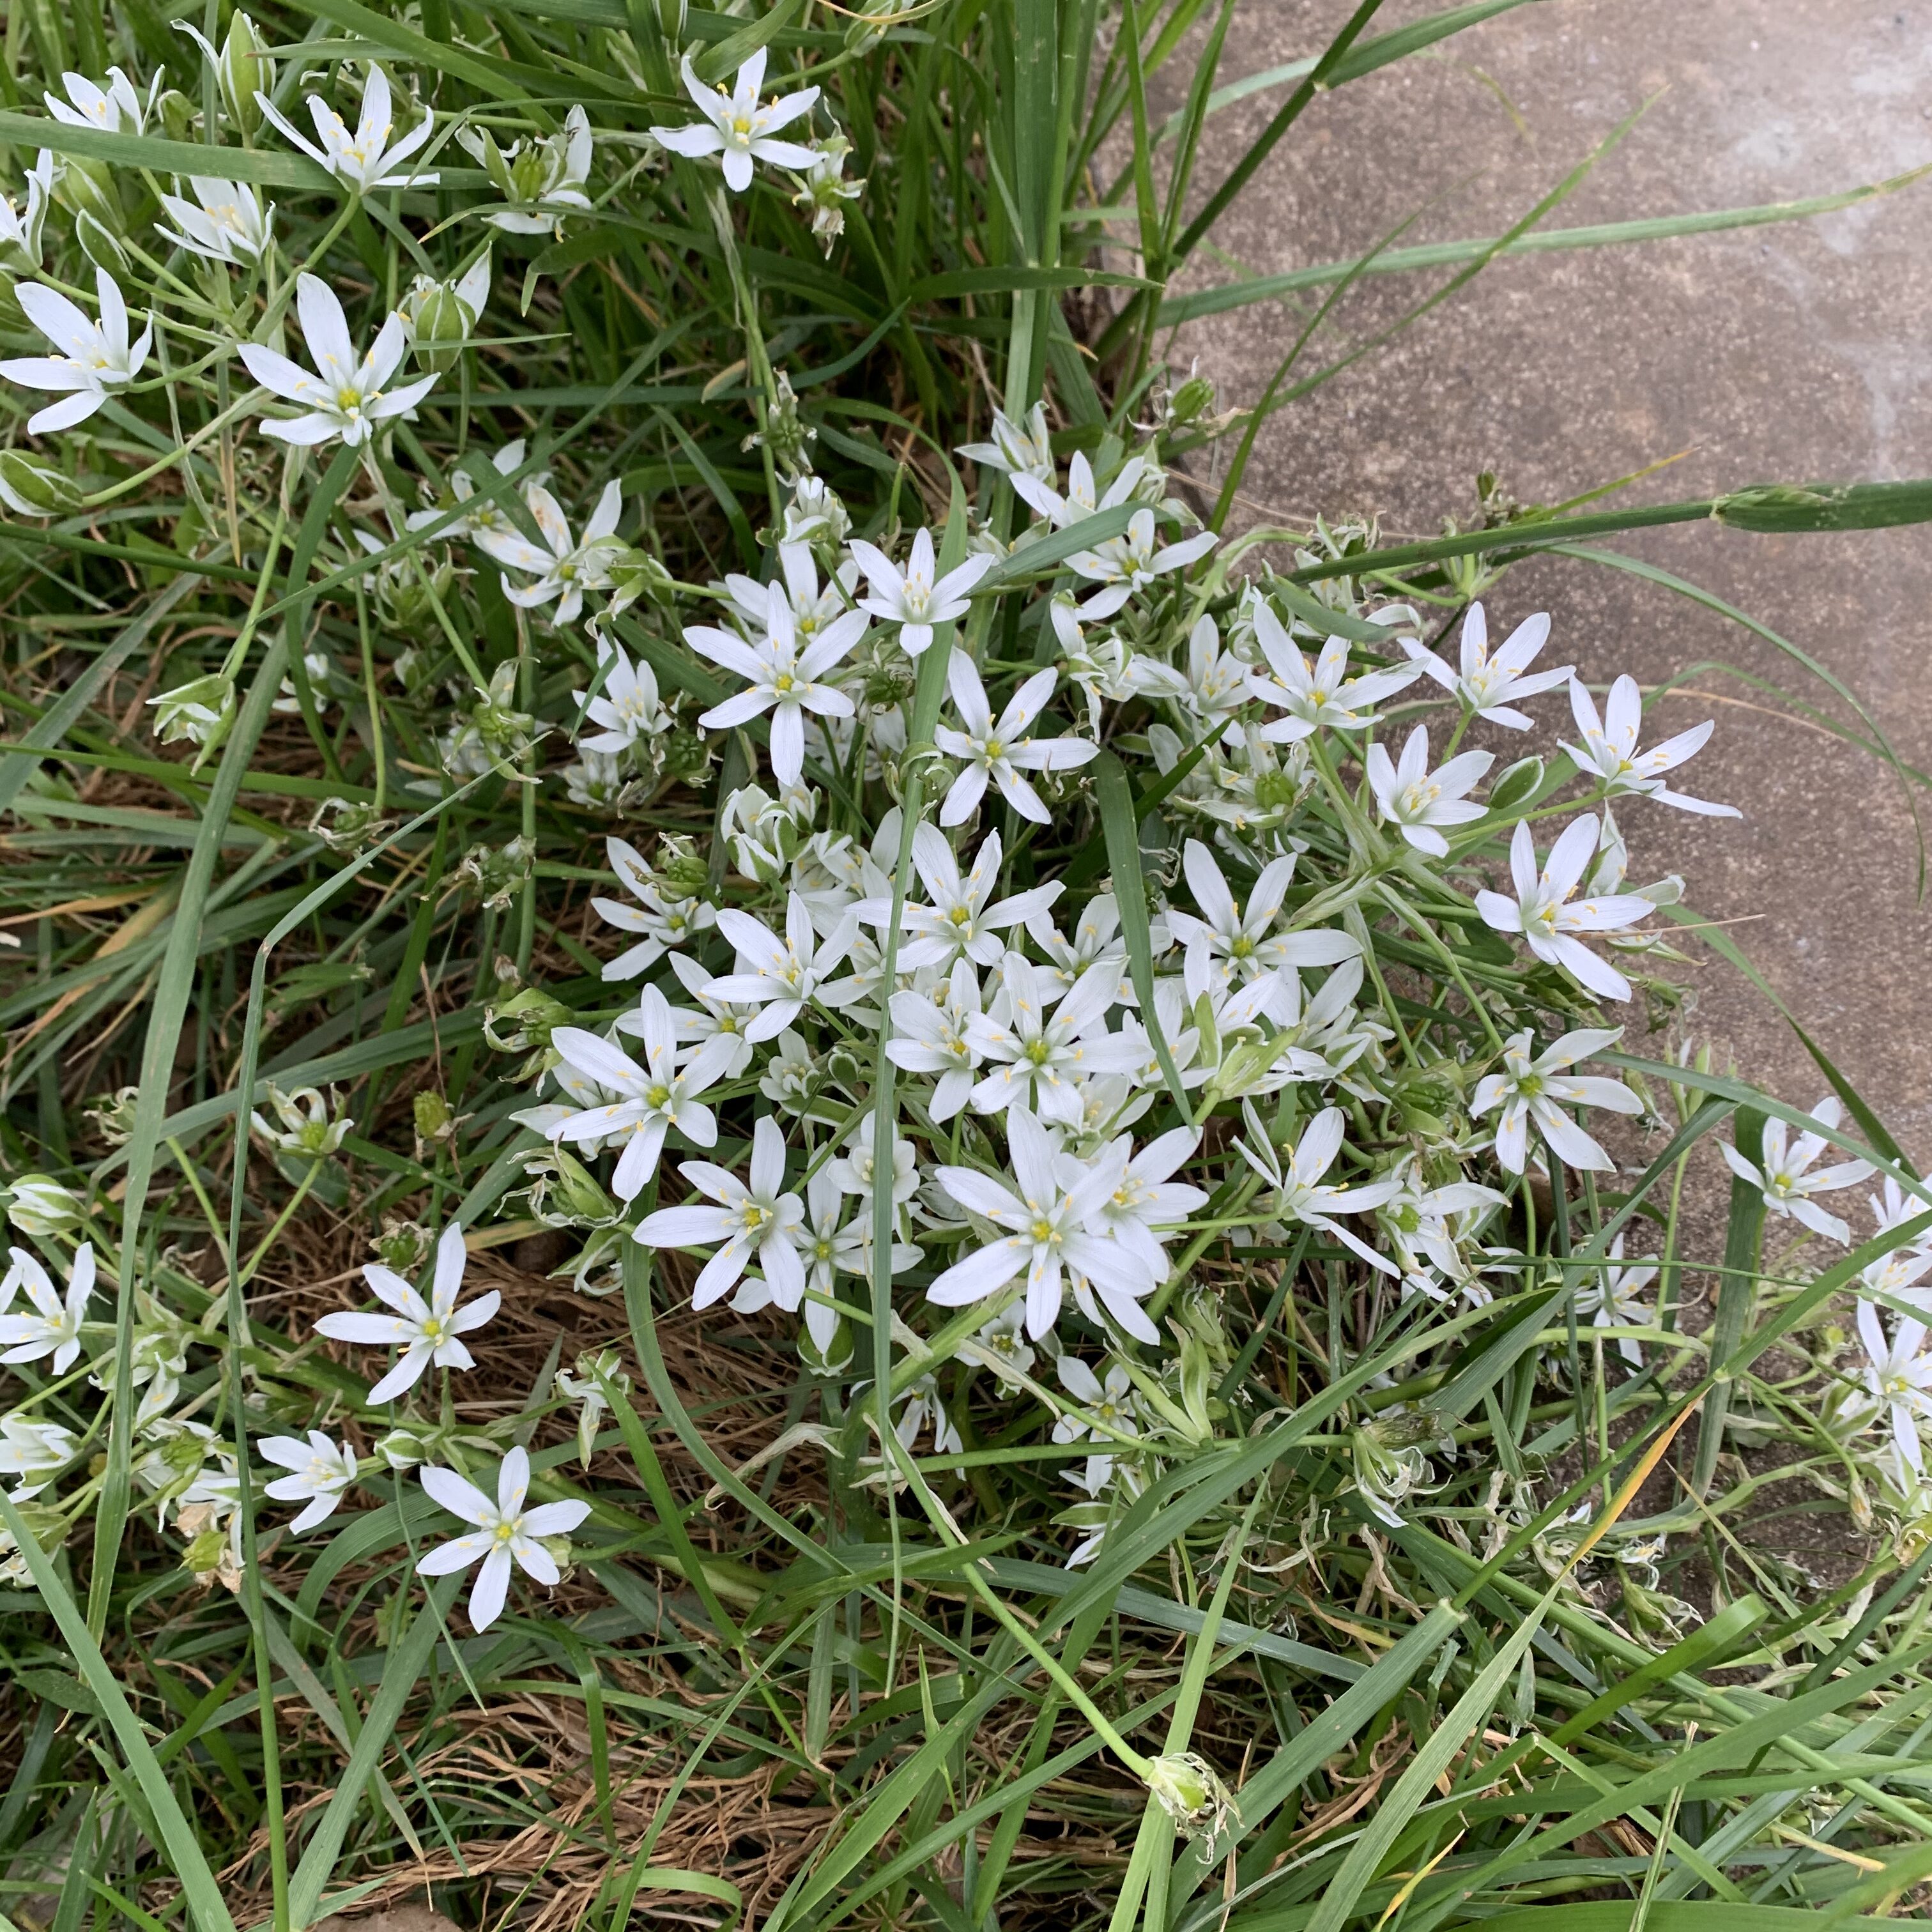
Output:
75,208,130,278
599,548,676,627
375,1425,431,1471
413,1091,456,1149
656,837,711,900
5,1174,81,1237
484,985,574,1055
657,0,688,44
799,1314,852,1375
221,14,274,136
0,450,82,518
1487,755,1544,814
661,726,713,786
400,250,489,375
53,157,120,233
181,1525,228,1575
544,1147,620,1227
156,88,196,142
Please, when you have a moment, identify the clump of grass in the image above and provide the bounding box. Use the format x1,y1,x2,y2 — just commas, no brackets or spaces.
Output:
4,3,1932,1932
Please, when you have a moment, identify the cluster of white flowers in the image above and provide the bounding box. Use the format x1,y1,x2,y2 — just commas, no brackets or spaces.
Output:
18,38,1932,1617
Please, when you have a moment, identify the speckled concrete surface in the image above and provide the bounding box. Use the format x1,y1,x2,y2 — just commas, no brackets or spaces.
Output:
1173,0,1932,1158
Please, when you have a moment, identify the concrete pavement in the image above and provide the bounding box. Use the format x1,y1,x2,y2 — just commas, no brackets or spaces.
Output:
1175,0,1932,1160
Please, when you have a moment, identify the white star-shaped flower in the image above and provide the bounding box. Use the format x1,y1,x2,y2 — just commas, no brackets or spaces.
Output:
1470,1027,1641,1174
651,50,819,193
1403,602,1571,729
1365,725,1492,856
1235,1105,1402,1275
578,639,670,754
0,268,152,434
1246,602,1421,742
635,1116,809,1311
1474,816,1653,1003
238,273,434,448
0,1242,93,1374
935,654,1097,826
857,822,1062,970
155,177,272,264
417,1445,590,1630
1719,1097,1876,1246
928,1109,1154,1340
0,1413,77,1499
46,66,156,134
257,61,439,194
1064,507,1215,619
1563,675,1739,816
706,891,863,1041
314,1224,500,1404
1163,839,1358,1019
850,528,992,657
687,578,866,786
477,480,624,625
259,1430,358,1533
548,986,733,1200
886,957,987,1123
1856,1302,1932,1476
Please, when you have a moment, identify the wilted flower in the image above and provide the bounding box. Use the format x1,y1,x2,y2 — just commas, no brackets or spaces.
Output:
556,1349,629,1466
1145,1752,1238,1844
787,135,864,249
150,671,236,749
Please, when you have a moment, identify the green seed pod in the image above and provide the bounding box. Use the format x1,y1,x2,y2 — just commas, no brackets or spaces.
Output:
1168,372,1216,427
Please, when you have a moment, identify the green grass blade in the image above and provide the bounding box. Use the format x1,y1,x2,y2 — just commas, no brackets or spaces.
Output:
0,1491,240,1932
